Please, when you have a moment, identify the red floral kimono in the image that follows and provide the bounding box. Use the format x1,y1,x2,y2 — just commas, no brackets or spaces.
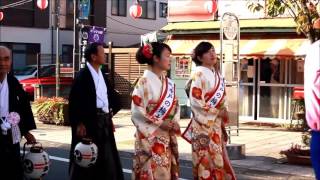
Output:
131,70,181,180
183,66,236,180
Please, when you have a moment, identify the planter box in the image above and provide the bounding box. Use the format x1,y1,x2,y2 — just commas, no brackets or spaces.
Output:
283,149,311,166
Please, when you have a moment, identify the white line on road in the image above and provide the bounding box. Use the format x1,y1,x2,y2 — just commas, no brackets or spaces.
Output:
20,151,189,180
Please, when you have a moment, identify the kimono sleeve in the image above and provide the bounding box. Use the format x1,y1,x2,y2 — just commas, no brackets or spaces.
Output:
189,72,219,123
131,78,162,137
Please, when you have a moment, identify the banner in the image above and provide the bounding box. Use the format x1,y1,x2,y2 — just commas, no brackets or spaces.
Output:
79,0,90,20
81,26,105,44
88,26,105,44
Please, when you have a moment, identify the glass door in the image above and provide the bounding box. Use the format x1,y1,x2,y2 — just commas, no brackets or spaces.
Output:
239,58,256,120
257,58,287,121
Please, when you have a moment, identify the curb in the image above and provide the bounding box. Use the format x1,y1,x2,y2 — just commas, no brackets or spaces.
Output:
118,150,315,178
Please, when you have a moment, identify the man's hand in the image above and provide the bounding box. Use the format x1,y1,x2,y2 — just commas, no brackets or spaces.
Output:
219,108,229,124
222,126,229,143
24,132,36,144
76,123,86,138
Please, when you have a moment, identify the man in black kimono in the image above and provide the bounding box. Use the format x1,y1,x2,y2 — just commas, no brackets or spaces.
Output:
69,43,123,180
0,46,37,180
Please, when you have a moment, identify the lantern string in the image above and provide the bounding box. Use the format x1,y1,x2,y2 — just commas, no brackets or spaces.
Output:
0,0,32,10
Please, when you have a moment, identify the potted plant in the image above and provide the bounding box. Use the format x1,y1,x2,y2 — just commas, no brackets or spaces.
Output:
280,143,311,166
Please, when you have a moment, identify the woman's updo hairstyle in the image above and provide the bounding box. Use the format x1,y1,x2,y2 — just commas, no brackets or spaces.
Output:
192,41,214,66
136,42,172,65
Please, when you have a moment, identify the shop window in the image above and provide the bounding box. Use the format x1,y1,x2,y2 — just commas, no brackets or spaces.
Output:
175,56,191,78
240,58,255,83
289,59,304,84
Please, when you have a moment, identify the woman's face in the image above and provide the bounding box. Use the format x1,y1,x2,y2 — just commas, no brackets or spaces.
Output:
199,47,217,67
154,48,171,71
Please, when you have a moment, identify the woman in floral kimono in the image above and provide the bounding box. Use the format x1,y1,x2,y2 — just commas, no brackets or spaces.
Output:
131,42,181,180
183,42,236,180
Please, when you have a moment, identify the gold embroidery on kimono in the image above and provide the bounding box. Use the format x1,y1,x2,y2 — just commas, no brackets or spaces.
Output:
131,70,181,180
183,66,236,180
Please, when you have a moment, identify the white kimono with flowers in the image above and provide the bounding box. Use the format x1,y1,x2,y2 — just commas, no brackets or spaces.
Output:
184,66,236,180
131,70,181,180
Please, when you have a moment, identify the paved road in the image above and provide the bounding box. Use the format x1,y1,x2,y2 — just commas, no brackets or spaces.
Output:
23,140,313,180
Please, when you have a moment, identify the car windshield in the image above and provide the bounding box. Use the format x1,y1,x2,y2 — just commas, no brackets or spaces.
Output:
39,66,55,77
14,67,37,76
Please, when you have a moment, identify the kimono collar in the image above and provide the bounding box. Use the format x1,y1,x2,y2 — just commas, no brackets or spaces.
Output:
143,69,163,84
196,66,215,75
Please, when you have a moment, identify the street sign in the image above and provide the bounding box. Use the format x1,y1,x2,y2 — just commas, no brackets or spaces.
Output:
220,12,240,135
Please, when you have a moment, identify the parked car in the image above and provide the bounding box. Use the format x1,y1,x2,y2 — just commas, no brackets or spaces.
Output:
14,66,37,81
14,65,55,81
19,66,73,100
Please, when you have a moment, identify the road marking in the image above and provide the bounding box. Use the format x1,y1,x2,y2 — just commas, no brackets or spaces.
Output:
20,151,189,180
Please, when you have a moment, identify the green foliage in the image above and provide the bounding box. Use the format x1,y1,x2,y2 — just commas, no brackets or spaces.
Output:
247,0,320,42
33,97,69,125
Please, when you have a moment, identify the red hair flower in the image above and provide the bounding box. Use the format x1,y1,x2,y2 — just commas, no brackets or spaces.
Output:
142,44,153,59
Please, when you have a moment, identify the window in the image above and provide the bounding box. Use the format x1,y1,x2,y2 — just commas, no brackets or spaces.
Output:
140,0,156,19
0,42,40,71
62,45,73,64
175,56,191,78
65,0,74,29
112,0,127,16
159,2,167,18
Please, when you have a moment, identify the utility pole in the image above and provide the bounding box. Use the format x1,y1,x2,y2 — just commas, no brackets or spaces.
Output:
55,0,60,97
72,0,79,78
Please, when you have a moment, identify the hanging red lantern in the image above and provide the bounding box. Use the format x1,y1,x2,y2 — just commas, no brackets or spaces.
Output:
0,11,3,22
205,0,218,14
37,0,48,10
130,3,143,18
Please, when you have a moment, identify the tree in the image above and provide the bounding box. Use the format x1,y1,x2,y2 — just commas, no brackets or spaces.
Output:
248,0,320,43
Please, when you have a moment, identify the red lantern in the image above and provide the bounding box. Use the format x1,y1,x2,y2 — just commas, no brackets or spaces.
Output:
205,0,218,14
0,12,3,22
130,3,143,18
37,0,48,10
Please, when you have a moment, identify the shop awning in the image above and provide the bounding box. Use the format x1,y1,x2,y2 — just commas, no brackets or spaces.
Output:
166,38,310,58
161,18,297,34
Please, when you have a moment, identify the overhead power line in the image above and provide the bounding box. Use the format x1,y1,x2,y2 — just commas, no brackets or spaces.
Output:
0,0,32,9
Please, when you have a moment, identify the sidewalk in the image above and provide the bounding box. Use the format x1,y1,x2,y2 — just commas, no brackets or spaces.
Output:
31,110,315,179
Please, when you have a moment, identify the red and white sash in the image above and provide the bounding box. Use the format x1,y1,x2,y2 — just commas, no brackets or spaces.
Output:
148,78,176,122
182,73,225,143
206,73,225,109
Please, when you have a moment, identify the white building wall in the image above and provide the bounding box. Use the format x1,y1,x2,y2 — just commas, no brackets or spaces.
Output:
0,0,168,51
106,0,168,47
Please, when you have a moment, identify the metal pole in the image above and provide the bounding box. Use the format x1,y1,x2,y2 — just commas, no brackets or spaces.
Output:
72,0,78,78
56,0,60,97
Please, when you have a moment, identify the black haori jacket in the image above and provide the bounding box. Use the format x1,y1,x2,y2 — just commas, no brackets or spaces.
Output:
7,74,36,137
68,66,122,171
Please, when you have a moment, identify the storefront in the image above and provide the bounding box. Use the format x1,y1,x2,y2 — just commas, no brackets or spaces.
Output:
161,18,309,122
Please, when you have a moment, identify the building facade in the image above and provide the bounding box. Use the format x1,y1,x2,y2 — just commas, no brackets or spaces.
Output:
0,0,168,71
163,0,307,123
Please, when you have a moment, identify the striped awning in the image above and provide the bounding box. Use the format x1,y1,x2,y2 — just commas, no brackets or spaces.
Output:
166,39,310,58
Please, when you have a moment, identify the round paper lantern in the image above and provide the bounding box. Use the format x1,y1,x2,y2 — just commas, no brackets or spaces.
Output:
130,3,142,18
37,0,48,10
313,18,320,29
205,0,218,14
0,12,3,22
